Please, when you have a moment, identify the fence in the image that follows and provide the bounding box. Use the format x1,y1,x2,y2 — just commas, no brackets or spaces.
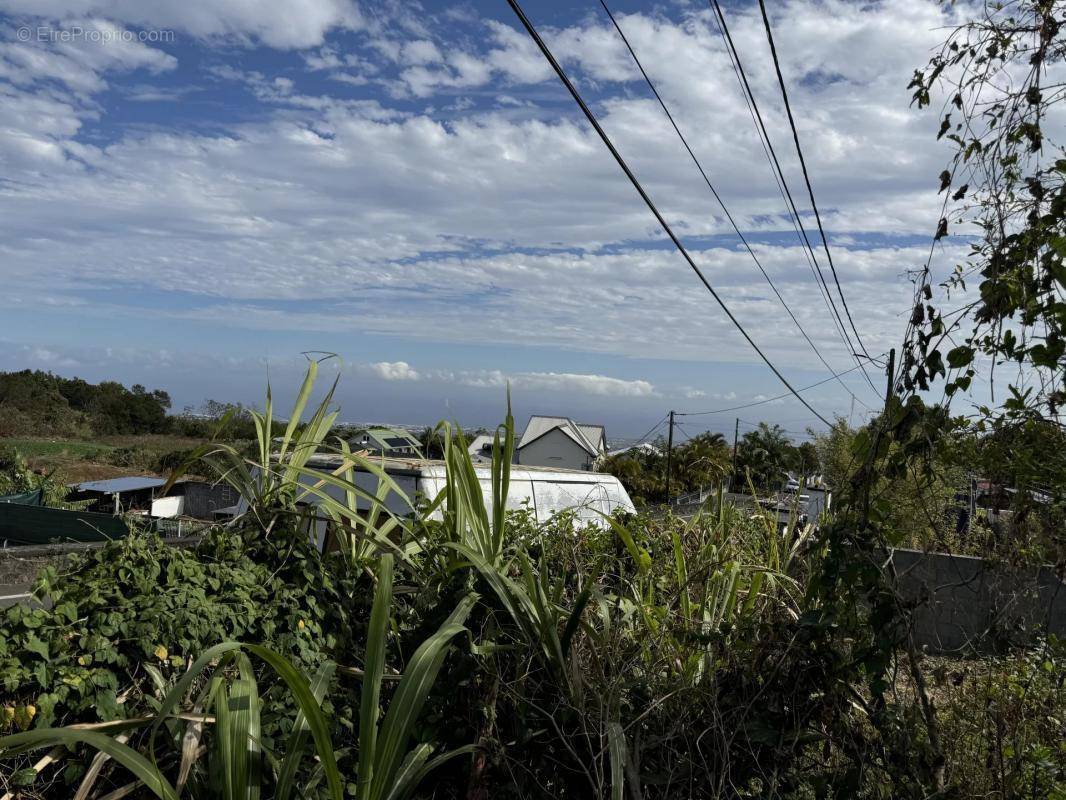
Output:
0,502,129,546
888,547,1066,653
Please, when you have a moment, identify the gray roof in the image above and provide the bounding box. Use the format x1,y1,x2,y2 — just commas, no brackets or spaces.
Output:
349,427,422,452
577,424,605,450
73,476,167,493
517,415,605,457
466,435,494,460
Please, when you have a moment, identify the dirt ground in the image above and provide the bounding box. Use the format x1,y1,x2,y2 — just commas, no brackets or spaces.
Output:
2,435,207,484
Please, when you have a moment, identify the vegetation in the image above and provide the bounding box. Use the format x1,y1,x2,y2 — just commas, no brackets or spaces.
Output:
0,447,67,505
0,360,1061,798
602,424,819,506
0,370,172,438
601,431,729,504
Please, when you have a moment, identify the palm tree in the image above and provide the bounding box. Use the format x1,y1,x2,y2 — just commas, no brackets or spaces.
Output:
737,423,793,491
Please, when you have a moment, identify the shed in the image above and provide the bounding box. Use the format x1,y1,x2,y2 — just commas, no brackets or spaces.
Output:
67,476,168,515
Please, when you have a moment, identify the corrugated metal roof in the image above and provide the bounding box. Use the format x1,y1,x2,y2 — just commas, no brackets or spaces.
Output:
467,434,494,462
73,477,167,493
576,424,605,450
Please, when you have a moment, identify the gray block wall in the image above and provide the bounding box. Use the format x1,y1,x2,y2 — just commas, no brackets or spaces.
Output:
887,548,1066,653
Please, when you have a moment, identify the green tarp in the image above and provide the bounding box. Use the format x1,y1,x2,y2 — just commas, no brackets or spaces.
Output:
0,489,42,506
0,503,129,545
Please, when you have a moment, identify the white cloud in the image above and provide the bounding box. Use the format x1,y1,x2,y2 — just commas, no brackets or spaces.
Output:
355,364,656,397
513,371,656,398
428,369,656,398
0,0,363,49
368,361,420,381
0,0,979,400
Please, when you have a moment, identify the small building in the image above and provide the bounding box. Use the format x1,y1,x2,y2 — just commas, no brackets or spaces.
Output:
721,486,831,532
164,480,243,520
607,442,662,458
66,476,168,515
348,427,423,458
515,415,607,471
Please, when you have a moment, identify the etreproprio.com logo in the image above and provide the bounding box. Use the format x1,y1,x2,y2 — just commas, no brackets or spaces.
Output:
16,26,175,44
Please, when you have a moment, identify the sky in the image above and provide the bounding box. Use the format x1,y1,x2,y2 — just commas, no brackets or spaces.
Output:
0,0,970,440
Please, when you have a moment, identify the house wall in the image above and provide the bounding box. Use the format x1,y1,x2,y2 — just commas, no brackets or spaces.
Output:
179,481,242,520
516,428,593,470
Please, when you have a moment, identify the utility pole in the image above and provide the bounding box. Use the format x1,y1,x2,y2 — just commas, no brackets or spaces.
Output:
730,416,739,491
665,410,675,504
885,348,896,405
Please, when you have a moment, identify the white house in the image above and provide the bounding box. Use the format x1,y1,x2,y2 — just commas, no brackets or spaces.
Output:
514,415,607,471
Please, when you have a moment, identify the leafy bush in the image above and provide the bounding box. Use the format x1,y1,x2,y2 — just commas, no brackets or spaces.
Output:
0,528,351,732
935,639,1066,797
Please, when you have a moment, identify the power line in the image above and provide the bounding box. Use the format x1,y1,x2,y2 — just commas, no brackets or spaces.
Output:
677,355,883,416
506,0,833,428
631,414,668,446
707,0,880,400
755,0,874,363
596,0,874,414
707,0,860,368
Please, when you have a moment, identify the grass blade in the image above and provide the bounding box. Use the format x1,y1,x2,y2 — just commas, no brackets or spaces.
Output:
0,729,178,800
357,555,394,800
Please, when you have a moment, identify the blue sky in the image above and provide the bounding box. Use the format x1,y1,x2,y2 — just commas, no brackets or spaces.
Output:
0,0,969,438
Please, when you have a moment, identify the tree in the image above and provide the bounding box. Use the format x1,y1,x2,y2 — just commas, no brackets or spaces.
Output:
672,432,731,491
0,370,172,437
905,0,1065,420
736,423,793,491
903,0,1066,547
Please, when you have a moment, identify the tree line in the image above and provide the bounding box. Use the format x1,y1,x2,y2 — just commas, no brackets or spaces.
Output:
0,369,291,441
601,422,819,506
0,370,172,438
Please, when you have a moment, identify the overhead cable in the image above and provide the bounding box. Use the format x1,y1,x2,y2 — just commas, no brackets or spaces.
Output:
708,0,880,398
755,0,875,363
597,0,874,413
507,0,832,428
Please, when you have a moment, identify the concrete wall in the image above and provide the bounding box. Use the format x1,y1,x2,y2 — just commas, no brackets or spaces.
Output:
888,548,1066,653
516,428,592,470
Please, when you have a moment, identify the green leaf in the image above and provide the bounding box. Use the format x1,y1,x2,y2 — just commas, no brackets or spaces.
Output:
24,635,48,660
0,729,177,800
946,346,975,368
369,596,473,800
607,721,626,800
357,555,394,800
276,661,335,800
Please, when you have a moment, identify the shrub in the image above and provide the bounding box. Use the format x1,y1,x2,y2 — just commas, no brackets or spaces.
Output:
0,528,351,732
